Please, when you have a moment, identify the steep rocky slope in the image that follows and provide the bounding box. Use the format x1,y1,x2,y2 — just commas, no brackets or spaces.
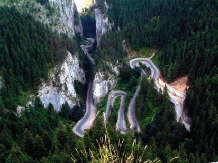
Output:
48,0,83,37
38,52,86,111
93,64,119,104
0,0,87,111
95,1,112,46
0,0,83,37
92,1,118,103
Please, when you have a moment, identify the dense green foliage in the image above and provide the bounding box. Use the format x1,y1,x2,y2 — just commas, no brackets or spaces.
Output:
106,0,218,162
2,0,218,162
117,64,141,109
74,80,86,100
0,6,77,109
135,78,190,162
0,98,80,162
0,96,171,162
95,31,126,71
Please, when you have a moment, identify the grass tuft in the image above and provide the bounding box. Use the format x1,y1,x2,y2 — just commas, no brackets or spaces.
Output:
72,118,161,163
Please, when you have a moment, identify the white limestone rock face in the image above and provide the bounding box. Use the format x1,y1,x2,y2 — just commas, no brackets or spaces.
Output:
73,3,84,37
48,0,83,37
38,51,86,111
93,63,119,104
0,0,83,38
95,2,112,46
17,106,25,116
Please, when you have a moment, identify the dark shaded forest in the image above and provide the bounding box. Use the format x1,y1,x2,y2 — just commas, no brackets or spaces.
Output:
0,96,86,162
80,8,96,38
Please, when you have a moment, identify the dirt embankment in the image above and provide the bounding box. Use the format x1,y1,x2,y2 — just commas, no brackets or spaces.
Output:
123,40,137,58
169,76,189,92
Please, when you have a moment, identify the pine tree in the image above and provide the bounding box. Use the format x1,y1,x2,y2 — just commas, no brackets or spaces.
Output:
56,122,69,150
32,134,46,160
0,96,4,115
59,102,70,119
0,144,7,163
23,128,33,156
6,146,31,163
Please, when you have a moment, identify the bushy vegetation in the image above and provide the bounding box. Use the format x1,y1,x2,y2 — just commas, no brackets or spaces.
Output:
0,97,83,162
94,30,126,71
74,119,162,163
0,6,78,110
2,0,218,162
106,0,218,161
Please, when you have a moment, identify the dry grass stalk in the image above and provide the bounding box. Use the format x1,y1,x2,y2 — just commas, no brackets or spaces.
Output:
72,117,162,163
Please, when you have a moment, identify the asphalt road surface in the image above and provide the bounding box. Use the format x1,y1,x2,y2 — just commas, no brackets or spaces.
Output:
129,58,191,131
73,82,97,137
127,86,141,132
105,91,127,133
80,38,95,65
130,58,160,79
73,56,190,137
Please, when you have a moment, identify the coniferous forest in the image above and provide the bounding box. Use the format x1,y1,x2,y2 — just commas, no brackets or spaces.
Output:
0,6,78,109
0,0,218,162
104,0,218,162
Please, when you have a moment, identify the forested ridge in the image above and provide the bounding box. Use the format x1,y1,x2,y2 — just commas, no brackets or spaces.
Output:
104,0,218,162
0,6,85,162
0,6,78,109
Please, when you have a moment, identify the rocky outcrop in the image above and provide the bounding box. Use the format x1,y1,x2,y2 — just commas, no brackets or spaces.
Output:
93,63,119,104
95,1,112,46
0,0,83,38
73,3,84,37
47,0,83,37
17,105,25,116
38,51,86,111
158,78,186,98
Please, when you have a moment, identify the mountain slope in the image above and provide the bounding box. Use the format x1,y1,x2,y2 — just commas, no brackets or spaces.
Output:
104,0,218,161
0,0,83,38
0,6,78,109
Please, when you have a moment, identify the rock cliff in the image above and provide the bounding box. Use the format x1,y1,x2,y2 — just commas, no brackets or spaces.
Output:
95,1,112,46
0,0,87,111
49,0,83,37
38,51,86,111
0,0,83,38
93,63,119,104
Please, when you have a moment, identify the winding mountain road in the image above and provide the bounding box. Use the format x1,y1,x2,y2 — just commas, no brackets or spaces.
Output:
129,57,191,131
73,82,97,137
73,48,191,137
127,86,141,132
73,38,97,137
130,58,160,79
105,91,127,133
80,38,95,65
